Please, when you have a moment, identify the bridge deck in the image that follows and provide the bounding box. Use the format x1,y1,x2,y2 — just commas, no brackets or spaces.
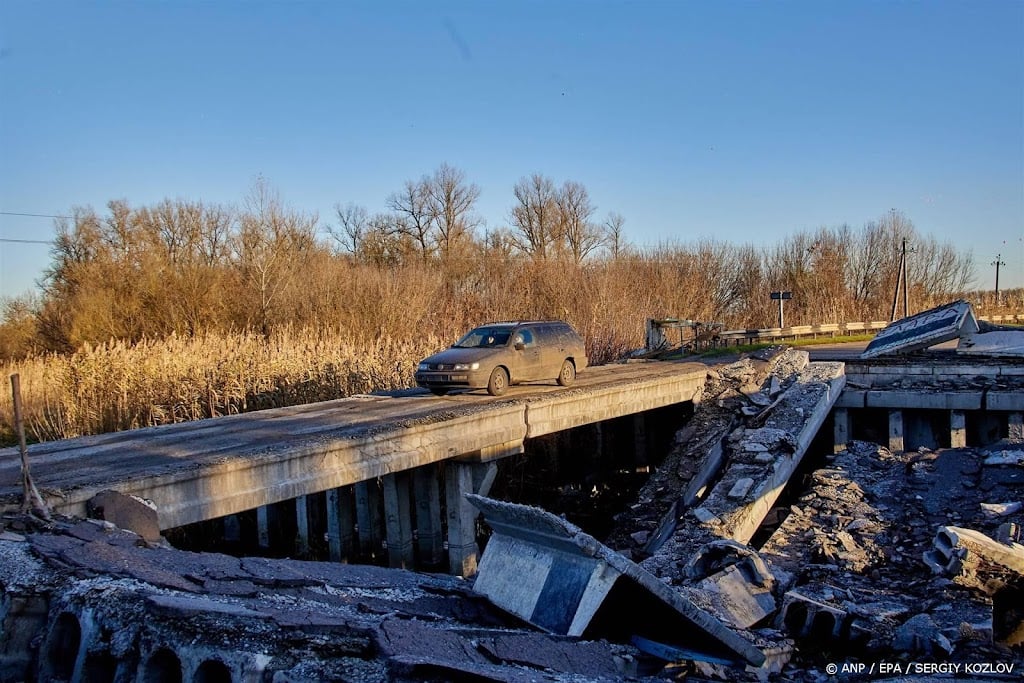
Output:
1,361,707,528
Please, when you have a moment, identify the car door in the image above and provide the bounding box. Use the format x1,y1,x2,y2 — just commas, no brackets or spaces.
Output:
510,327,544,382
534,324,566,378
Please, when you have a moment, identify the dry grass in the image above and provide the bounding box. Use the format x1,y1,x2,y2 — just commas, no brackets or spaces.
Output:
0,328,443,445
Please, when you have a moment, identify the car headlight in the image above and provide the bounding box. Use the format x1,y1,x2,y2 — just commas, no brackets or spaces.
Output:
417,363,430,371
453,363,479,371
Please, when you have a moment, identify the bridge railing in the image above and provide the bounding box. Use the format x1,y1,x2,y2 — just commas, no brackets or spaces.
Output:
647,313,1023,351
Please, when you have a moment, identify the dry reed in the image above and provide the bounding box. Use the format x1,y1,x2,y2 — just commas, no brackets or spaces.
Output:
0,328,442,444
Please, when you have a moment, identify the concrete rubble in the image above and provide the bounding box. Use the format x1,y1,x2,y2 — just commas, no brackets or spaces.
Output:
599,345,1024,679
0,515,661,682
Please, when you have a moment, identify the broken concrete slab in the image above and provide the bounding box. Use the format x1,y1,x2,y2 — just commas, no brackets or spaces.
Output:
958,321,1024,358
923,526,1024,594
861,299,979,359
651,359,845,554
465,493,768,666
694,562,777,630
3,515,671,683
87,489,162,544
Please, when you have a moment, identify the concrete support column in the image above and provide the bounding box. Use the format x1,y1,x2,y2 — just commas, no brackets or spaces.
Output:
591,422,604,463
295,495,311,557
254,507,272,548
950,410,968,448
413,466,444,566
445,461,498,577
833,408,850,454
1009,412,1024,440
223,514,242,545
382,472,415,569
327,486,355,563
633,414,648,467
355,480,384,560
888,410,905,453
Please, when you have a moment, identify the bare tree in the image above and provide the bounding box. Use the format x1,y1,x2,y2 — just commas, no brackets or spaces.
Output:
357,213,414,266
328,203,369,257
557,180,602,264
603,212,629,259
233,177,318,335
510,174,560,259
387,180,436,261
426,163,481,260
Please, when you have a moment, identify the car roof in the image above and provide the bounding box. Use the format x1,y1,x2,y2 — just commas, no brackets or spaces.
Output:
479,320,568,328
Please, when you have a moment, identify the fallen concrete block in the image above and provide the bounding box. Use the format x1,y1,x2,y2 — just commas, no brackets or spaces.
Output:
923,526,1024,594
87,490,162,544
466,493,767,666
981,501,1023,518
694,562,777,629
727,478,755,500
777,591,848,641
983,450,1024,466
893,613,954,656
958,330,1024,358
861,299,979,359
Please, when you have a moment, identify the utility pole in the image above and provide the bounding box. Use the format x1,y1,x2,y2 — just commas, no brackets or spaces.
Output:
889,237,914,321
992,254,1005,306
902,237,910,318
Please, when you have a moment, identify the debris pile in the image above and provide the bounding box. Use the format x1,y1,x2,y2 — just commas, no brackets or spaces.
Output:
0,515,652,682
758,440,1024,677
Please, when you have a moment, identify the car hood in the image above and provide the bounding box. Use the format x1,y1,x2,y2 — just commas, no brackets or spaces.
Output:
421,347,505,365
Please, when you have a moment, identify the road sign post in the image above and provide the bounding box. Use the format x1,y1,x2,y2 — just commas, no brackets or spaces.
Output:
769,291,792,328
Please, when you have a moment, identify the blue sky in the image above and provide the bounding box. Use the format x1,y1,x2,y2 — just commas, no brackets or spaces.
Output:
2,1,1022,298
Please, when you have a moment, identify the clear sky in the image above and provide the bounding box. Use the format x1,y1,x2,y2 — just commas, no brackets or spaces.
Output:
2,1,1022,299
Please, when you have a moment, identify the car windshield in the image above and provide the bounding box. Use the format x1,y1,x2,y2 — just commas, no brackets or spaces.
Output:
454,327,512,348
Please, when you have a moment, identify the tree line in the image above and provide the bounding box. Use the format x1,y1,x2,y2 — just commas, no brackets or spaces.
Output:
0,166,988,362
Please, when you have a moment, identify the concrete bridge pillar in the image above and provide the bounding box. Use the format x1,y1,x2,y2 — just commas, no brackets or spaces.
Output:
296,496,311,557
950,410,968,448
633,415,648,466
327,485,355,562
355,480,384,561
888,410,905,453
445,461,498,577
257,503,285,550
413,465,444,566
1009,412,1024,440
833,408,850,454
382,472,415,569
591,422,605,462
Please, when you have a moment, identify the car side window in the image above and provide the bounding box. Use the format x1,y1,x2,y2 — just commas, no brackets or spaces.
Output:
515,329,535,347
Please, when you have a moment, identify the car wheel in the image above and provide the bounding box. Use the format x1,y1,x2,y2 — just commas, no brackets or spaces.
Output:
486,367,509,396
557,359,576,386
429,388,449,396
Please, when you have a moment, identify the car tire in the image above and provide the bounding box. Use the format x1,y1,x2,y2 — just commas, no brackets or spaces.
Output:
429,388,449,396
557,359,576,386
486,367,509,396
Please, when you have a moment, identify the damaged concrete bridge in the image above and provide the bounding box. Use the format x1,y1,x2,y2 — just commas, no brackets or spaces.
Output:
1,360,707,576
3,301,1022,681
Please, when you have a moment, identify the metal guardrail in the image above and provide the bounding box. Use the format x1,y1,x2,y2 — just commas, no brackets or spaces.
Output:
713,322,888,346
648,313,1024,351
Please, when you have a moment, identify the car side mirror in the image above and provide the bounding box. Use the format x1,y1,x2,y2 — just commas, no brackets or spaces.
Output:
514,342,525,351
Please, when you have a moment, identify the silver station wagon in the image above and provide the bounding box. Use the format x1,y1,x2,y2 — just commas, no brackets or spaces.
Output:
415,320,589,396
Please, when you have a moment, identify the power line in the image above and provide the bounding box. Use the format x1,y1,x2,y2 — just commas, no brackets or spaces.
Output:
0,211,71,219
0,238,52,244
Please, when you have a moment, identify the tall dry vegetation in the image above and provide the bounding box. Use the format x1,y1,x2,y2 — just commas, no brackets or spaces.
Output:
2,330,442,444
1,171,986,443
